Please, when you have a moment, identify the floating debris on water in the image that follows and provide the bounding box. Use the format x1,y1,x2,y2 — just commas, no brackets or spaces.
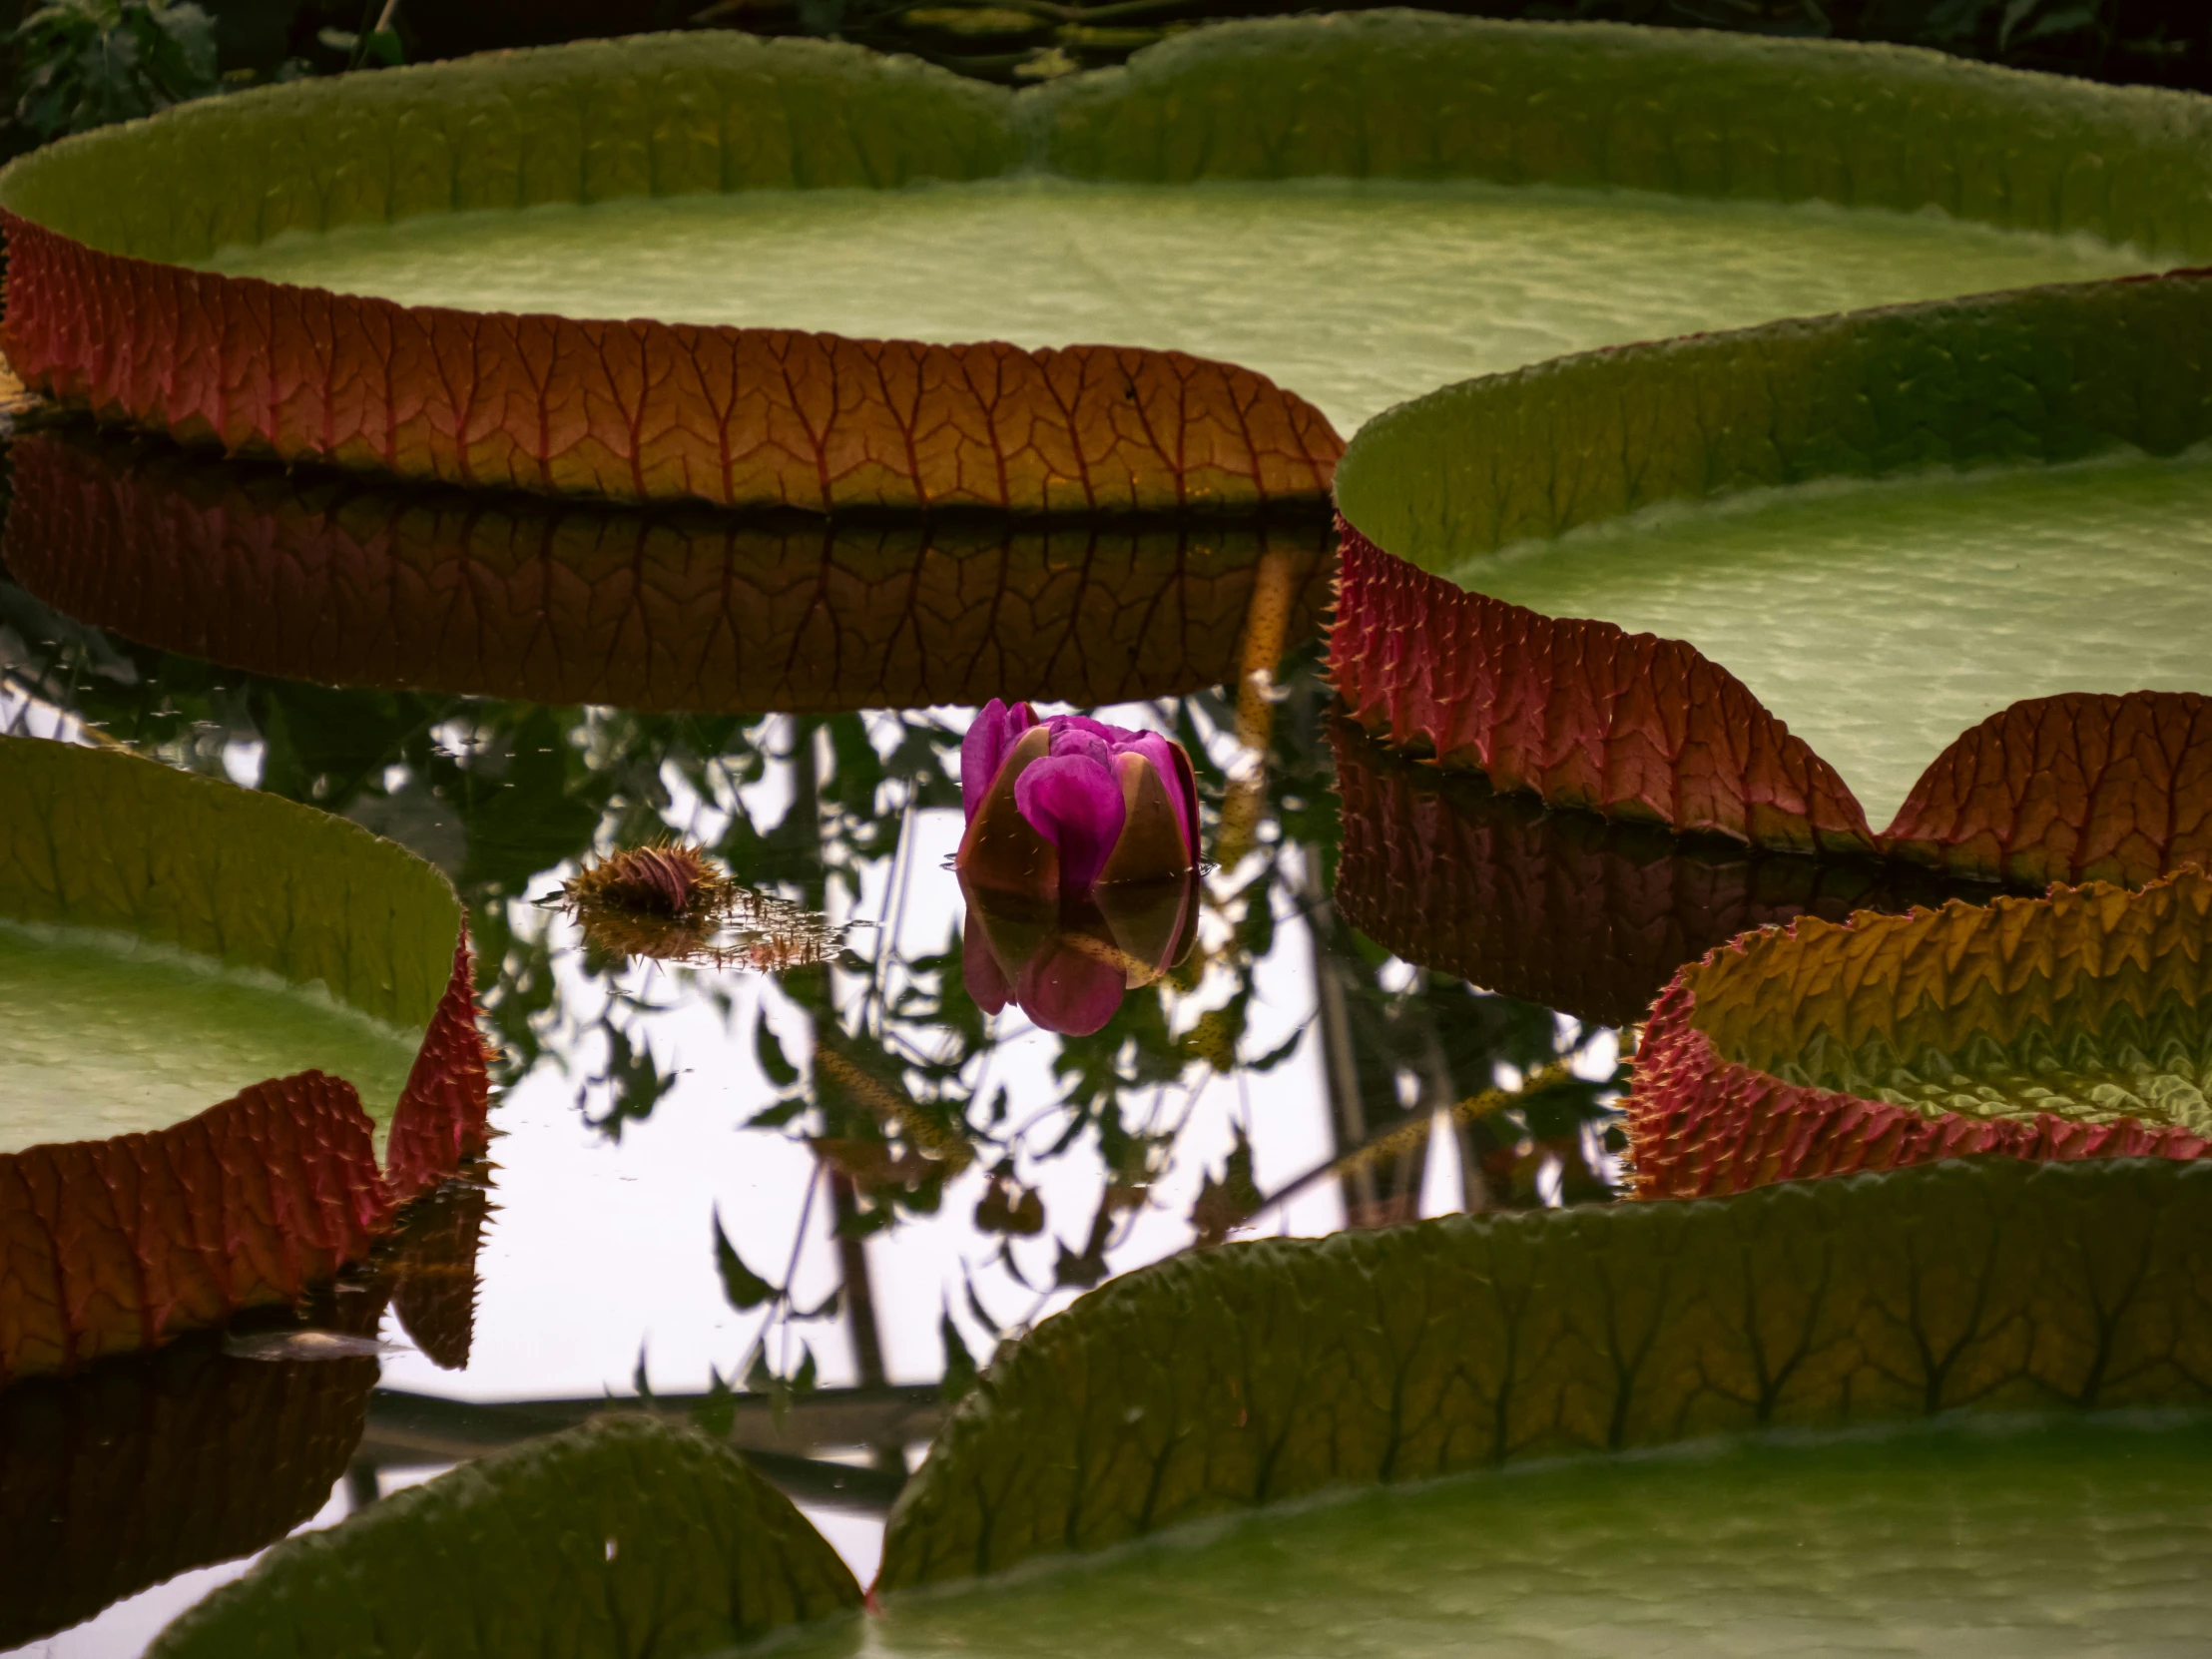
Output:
553,841,861,971
222,1329,401,1363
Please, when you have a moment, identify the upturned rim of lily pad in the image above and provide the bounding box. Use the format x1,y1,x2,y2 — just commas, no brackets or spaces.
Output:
1626,862,2212,1199
1331,267,2212,889
0,737,488,1382
4,14,2206,509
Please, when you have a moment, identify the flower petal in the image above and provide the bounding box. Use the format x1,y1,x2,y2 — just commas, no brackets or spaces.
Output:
961,699,1033,825
1015,753,1128,893
957,725,1059,895
1117,733,1196,863
1096,752,1195,885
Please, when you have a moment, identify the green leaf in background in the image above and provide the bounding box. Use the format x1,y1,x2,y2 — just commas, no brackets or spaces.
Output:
754,1008,803,1088
714,1206,782,1312
880,1156,2212,1588
14,0,218,143
148,1414,862,1659
940,1304,980,1403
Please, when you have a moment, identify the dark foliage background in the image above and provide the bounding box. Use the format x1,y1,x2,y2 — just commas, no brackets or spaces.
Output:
0,0,2199,162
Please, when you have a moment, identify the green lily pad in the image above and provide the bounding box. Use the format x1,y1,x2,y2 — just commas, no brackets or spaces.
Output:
198,175,2151,440
0,736,483,1380
879,1156,2212,1587
1332,270,2212,879
0,919,421,1155
1444,437,2212,829
843,1416,2212,1657
148,1414,864,1659
3,17,2205,503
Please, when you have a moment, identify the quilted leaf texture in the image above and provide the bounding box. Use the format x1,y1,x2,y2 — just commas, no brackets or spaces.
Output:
0,1075,389,1383
879,1156,2212,1587
1883,691,2212,888
1629,867,2212,1199
0,215,1341,512
150,1415,862,1658
382,935,494,1206
0,1335,378,1649
3,430,1334,714
0,738,488,1375
1330,721,1982,1029
1333,519,1875,853
1331,273,2212,874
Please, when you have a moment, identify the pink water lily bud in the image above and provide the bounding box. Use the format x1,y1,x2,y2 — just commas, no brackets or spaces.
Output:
957,699,1200,896
960,871,1200,1037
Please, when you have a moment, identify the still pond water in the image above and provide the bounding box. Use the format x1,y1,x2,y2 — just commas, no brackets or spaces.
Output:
2,173,2207,1655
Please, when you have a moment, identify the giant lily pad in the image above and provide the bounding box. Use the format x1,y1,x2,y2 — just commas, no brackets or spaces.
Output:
1,18,2196,503
1630,865,2212,1199
3,428,1332,713
1333,271,2212,884
148,1413,863,1659
879,1156,2212,1587
1330,720,1987,1029
0,737,487,1380
847,1417,2212,1656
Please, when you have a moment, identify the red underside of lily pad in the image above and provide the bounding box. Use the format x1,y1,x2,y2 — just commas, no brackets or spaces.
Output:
1628,868,2212,1199
0,933,488,1384
1333,518,2212,888
0,216,1342,513
1330,721,1974,1030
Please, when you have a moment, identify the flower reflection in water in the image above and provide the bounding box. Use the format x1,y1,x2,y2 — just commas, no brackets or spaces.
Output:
960,871,1201,1038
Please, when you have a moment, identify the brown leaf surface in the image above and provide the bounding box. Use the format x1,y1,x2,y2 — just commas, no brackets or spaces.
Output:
381,932,494,1207
0,217,1341,512
4,429,1335,713
1630,867,2212,1198
1330,517,1876,855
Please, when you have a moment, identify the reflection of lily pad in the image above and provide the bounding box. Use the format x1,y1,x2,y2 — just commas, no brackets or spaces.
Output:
1333,273,2212,883
1330,720,1987,1029
0,1332,378,1649
847,1418,2212,1656
2,18,2194,503
149,1414,862,1659
5,429,1331,713
881,1156,2212,1586
0,738,487,1379
1631,867,2212,1199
